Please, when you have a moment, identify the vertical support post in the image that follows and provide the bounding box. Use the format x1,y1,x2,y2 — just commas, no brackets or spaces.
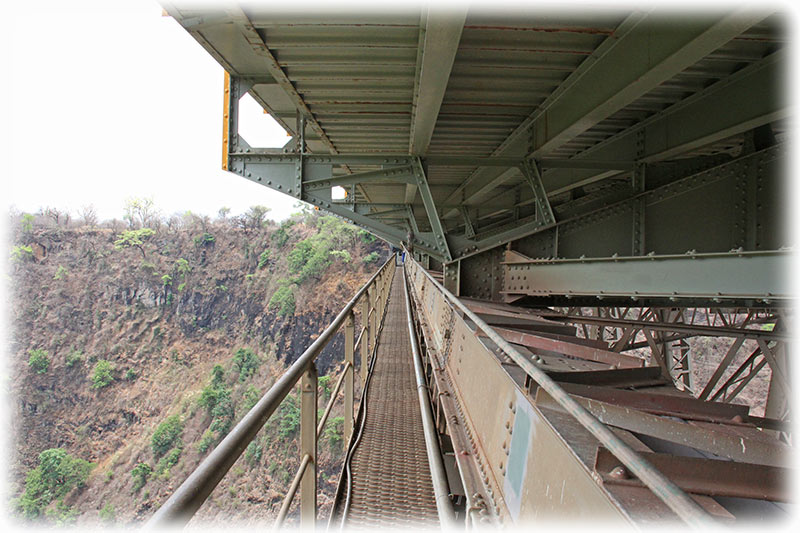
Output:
443,260,460,295
632,163,646,255
361,294,370,383
369,283,378,360
300,363,318,527
344,312,355,444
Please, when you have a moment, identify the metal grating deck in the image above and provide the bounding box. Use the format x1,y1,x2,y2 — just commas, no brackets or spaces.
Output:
336,268,439,529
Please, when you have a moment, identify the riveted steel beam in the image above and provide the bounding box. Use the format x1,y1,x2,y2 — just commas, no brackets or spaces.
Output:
447,142,784,260
304,166,416,189
502,250,792,304
451,49,786,225
412,158,452,262
529,9,770,157
406,205,420,234
520,160,555,226
460,207,475,239
540,49,787,195
304,188,444,261
409,9,467,155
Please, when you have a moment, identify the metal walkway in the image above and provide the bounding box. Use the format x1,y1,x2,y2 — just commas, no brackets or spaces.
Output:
333,267,440,529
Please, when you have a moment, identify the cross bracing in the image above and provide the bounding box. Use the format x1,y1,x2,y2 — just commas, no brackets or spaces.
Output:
166,4,790,305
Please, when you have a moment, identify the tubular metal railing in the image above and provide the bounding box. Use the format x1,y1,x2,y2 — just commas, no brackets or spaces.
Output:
403,248,712,529
147,256,396,529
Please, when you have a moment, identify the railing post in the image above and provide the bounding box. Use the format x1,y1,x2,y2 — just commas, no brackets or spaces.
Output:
369,283,378,356
344,311,355,444
361,293,370,383
300,363,318,527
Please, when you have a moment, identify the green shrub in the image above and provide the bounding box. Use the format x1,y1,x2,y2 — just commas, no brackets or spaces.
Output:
21,213,34,233
358,229,376,244
198,363,235,436
362,251,379,264
278,395,300,439
330,249,351,263
245,441,263,466
193,232,215,247
45,501,78,526
175,258,191,278
324,416,345,448
209,389,234,435
91,360,114,389
155,447,182,476
272,224,291,248
240,385,261,413
258,249,271,269
151,414,183,457
318,375,332,401
161,274,172,287
268,284,296,317
10,244,33,262
65,349,83,368
99,502,115,523
131,462,152,492
114,228,155,258
17,448,94,519
125,368,138,381
233,348,261,382
198,365,226,412
53,265,68,280
287,237,332,282
28,349,50,374
196,430,216,454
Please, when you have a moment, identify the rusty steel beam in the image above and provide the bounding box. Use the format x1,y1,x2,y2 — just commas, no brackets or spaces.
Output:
594,448,791,502
535,388,790,468
540,313,789,342
557,383,749,424
546,366,667,388
490,326,645,369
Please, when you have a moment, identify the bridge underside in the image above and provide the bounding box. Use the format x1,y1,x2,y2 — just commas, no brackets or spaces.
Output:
164,3,793,527
166,4,790,308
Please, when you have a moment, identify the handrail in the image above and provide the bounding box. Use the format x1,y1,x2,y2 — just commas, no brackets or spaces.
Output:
403,248,712,529
402,267,457,528
276,354,365,533
147,256,396,528
316,362,351,438
274,454,312,527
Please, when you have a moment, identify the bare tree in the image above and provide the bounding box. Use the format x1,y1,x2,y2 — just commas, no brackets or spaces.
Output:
78,205,98,227
123,197,160,229
244,205,270,232
43,207,62,226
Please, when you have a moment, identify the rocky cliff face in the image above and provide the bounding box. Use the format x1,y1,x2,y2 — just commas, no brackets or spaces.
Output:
7,210,388,526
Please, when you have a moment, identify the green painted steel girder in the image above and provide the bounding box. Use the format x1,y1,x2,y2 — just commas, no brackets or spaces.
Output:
304,166,416,189
412,158,452,261
466,50,787,223
409,9,467,155
544,50,787,194
530,9,770,156
304,188,444,260
446,143,784,261
502,250,793,303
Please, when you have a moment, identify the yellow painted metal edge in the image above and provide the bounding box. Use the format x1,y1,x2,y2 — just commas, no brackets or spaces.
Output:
222,71,230,171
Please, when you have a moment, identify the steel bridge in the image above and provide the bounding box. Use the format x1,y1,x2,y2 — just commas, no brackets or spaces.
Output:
150,4,793,528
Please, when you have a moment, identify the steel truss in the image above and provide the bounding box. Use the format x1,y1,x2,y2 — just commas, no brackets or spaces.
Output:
541,306,791,426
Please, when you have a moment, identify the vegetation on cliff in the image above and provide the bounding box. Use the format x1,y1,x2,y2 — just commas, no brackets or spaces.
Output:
7,202,388,526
